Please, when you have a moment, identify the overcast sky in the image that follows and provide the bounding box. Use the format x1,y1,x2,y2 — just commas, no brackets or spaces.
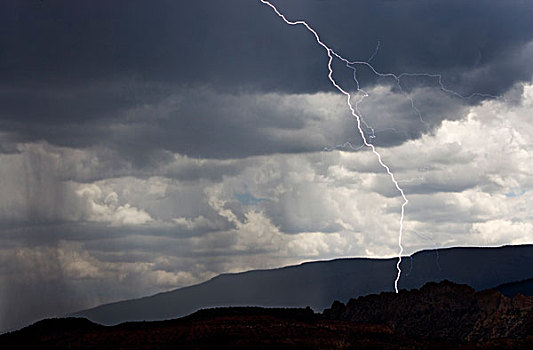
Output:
1,0,532,332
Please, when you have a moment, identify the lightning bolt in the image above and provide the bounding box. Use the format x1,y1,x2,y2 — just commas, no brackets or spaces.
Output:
367,41,381,63
259,0,408,292
259,0,497,293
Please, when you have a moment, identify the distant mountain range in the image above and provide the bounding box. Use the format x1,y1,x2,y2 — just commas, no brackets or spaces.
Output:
496,278,533,297
73,244,533,325
4,280,532,349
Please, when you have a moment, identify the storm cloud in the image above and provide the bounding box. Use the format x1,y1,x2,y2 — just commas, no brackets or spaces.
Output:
1,0,532,159
1,0,532,333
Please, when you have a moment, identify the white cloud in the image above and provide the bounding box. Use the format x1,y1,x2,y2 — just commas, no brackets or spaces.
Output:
75,183,153,226
1,83,533,330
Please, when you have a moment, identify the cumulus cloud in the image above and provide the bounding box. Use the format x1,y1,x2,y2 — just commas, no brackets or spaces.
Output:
75,184,153,226
2,85,532,331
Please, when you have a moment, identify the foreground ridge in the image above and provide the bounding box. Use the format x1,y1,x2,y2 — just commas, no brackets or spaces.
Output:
2,281,532,349
324,280,533,343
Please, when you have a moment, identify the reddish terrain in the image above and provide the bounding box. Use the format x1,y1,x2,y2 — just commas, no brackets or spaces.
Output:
1,281,531,349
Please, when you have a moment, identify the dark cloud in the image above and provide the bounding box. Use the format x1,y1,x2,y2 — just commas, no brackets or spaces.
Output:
0,0,320,91
1,0,531,159
275,0,533,94
1,0,531,93
1,86,359,160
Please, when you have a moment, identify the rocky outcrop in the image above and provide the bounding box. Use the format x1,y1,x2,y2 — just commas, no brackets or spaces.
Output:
324,280,533,343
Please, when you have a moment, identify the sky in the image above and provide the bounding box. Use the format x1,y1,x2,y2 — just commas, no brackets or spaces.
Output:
1,0,533,332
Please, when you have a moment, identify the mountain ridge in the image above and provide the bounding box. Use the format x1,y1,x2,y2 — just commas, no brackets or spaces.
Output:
73,244,533,325
4,280,533,349
495,278,533,297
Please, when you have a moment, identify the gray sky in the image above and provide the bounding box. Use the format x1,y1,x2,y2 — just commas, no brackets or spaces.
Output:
1,0,532,331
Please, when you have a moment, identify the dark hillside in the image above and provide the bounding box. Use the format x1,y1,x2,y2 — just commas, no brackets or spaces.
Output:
74,245,533,326
2,281,532,349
